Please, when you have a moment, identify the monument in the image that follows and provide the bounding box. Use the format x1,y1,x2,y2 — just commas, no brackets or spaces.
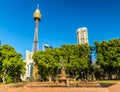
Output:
54,60,69,86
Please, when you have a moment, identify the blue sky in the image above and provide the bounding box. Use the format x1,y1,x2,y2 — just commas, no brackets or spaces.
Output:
0,0,120,59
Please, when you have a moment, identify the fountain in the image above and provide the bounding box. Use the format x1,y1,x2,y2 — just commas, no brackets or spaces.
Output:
54,60,69,86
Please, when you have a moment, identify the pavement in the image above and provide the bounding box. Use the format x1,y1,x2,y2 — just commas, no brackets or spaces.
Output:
0,83,120,92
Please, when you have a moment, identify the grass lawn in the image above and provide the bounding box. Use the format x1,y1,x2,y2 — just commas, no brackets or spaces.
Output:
98,80,120,83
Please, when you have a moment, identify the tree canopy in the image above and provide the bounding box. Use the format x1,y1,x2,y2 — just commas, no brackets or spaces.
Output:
0,45,25,83
94,39,120,79
33,44,91,81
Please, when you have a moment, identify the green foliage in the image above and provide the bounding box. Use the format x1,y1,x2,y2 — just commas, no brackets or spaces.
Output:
94,39,120,79
33,48,60,81
6,76,12,83
33,44,91,81
60,44,90,78
0,45,25,83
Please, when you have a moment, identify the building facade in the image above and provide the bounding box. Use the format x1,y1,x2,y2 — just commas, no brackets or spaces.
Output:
43,44,53,51
21,50,33,81
25,50,33,78
76,27,88,44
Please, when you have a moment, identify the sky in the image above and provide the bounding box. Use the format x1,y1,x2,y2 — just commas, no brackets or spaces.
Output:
0,0,120,59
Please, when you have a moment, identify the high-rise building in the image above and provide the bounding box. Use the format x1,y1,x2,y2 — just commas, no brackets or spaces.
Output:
21,50,33,81
76,27,88,44
25,50,33,77
43,44,53,51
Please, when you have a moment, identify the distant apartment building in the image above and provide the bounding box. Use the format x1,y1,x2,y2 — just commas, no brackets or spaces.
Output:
76,27,88,44
43,44,53,51
25,50,33,77
22,50,33,81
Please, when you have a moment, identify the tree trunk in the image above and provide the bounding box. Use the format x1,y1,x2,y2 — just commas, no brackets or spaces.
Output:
2,77,6,84
48,74,52,82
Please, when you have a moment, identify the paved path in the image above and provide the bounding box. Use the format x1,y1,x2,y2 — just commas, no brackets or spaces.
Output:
0,83,120,92
7,87,109,92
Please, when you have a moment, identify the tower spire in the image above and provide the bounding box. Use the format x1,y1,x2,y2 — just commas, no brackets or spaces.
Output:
37,4,39,9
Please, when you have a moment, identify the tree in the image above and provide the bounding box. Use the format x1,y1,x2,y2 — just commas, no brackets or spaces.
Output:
33,44,91,81
0,45,25,83
60,44,90,79
94,39,120,80
33,48,60,82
